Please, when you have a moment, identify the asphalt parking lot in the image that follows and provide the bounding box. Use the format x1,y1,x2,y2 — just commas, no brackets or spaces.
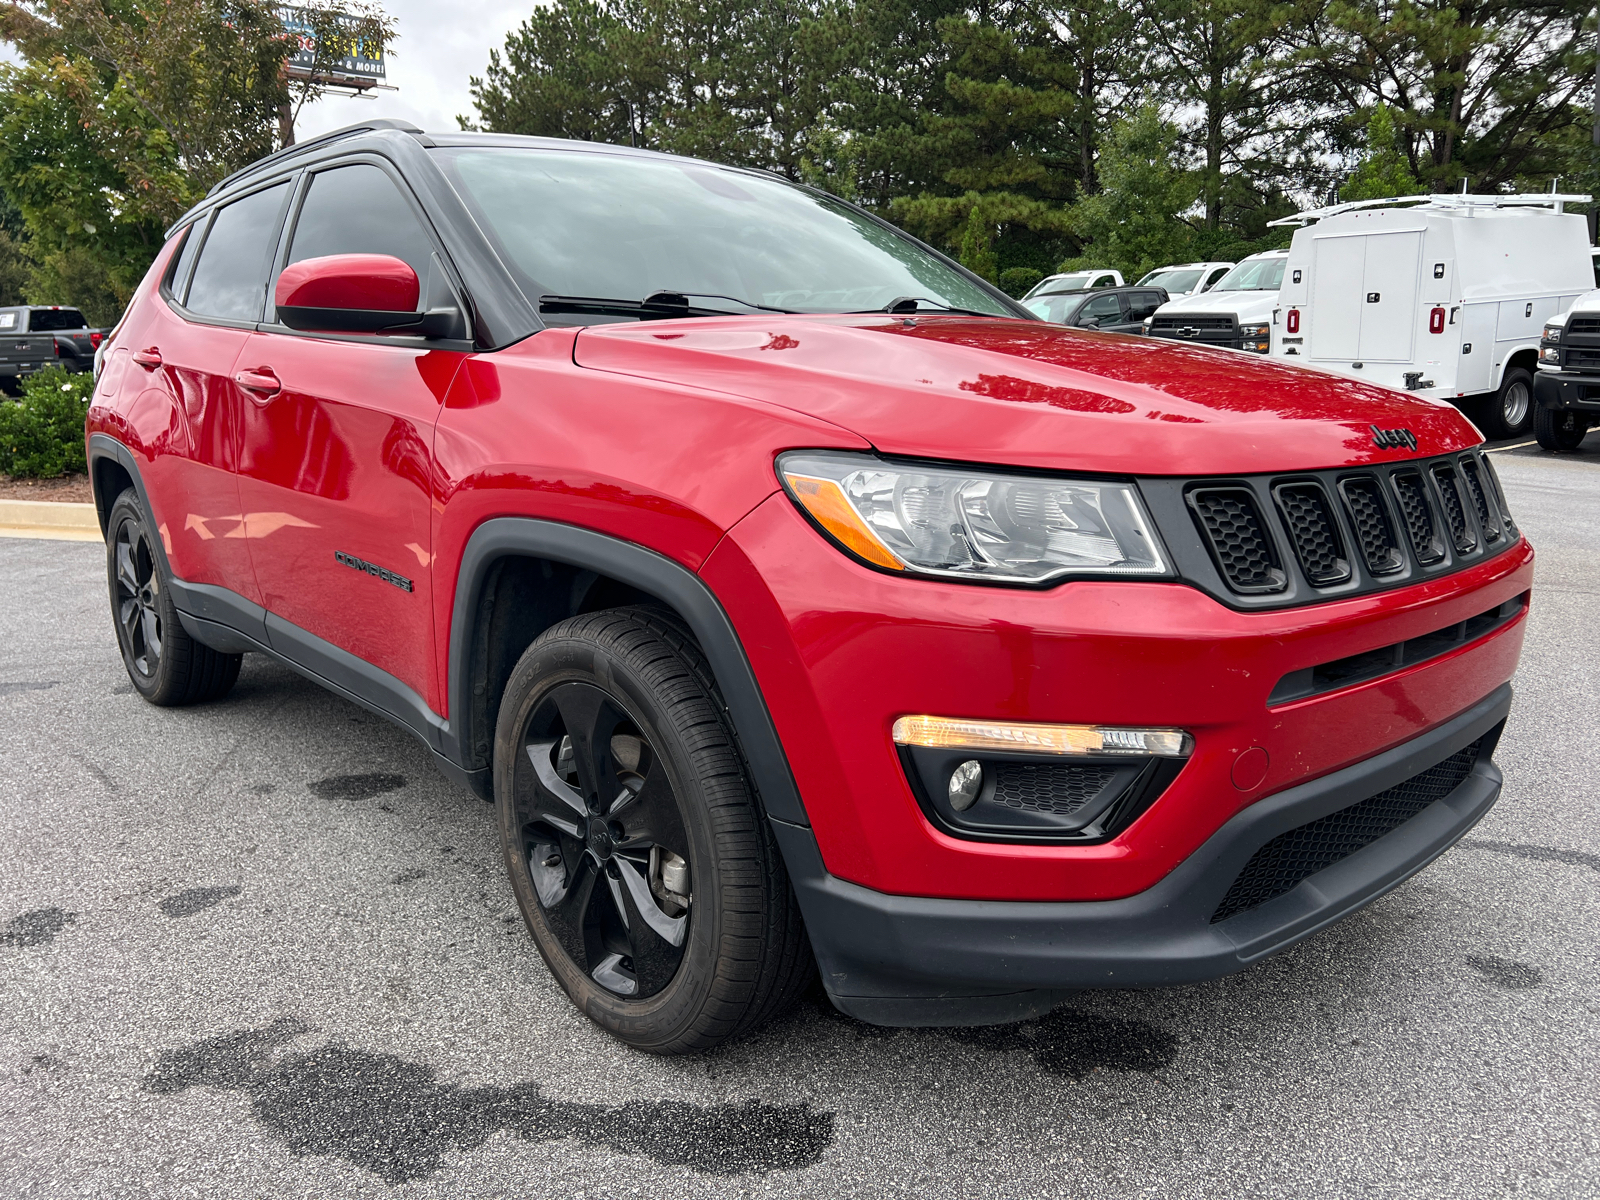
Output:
2,436,1597,1200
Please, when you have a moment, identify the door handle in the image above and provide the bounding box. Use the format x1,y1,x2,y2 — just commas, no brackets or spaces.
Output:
132,347,162,370
233,367,282,397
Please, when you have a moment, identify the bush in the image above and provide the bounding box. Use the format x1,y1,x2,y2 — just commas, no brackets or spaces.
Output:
998,267,1044,297
0,365,93,477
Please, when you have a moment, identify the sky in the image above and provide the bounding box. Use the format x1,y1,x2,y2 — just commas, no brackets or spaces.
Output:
291,0,525,140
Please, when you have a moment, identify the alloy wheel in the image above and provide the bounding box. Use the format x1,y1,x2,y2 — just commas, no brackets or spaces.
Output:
113,515,163,677
512,681,693,998
1501,379,1530,427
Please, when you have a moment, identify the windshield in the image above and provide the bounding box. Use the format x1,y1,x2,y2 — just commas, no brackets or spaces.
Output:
1031,272,1100,295
1137,268,1203,292
1212,257,1286,292
433,147,1016,322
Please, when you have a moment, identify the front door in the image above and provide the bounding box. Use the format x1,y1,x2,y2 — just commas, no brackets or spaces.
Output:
234,160,467,713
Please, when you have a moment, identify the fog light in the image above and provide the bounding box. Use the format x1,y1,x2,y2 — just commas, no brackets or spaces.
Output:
948,760,983,810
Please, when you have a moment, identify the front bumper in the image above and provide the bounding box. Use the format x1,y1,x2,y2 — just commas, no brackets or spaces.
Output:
779,684,1509,1026
1533,368,1600,411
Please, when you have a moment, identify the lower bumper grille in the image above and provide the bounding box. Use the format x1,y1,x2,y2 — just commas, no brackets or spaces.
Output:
1210,737,1483,923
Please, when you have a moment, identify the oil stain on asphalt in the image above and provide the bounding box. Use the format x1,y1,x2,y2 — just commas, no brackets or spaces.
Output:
308,774,408,802
1,906,76,947
158,885,243,918
1466,955,1543,989
1464,839,1600,874
948,1007,1179,1080
0,680,58,695
144,1018,834,1183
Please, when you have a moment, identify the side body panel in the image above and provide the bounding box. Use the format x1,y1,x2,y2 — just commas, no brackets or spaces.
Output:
234,330,465,707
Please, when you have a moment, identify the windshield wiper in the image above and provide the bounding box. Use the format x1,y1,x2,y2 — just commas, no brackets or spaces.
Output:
852,296,1005,317
538,291,796,319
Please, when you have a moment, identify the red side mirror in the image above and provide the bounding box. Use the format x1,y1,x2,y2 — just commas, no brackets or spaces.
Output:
275,253,419,313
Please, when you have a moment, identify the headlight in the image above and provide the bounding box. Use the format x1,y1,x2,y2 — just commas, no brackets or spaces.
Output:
1240,323,1271,352
1543,323,1561,342
778,451,1169,584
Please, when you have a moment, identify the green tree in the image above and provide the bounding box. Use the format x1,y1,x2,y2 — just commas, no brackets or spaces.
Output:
1065,106,1199,278
1294,0,1593,190
1340,102,1424,200
0,0,393,320
887,12,1077,275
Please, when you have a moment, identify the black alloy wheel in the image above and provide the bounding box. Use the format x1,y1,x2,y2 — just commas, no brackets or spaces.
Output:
1533,404,1591,453
513,682,693,999
113,510,164,679
105,488,242,705
495,607,812,1053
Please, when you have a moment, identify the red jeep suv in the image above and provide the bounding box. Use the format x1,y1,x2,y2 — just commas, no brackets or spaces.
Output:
88,122,1531,1053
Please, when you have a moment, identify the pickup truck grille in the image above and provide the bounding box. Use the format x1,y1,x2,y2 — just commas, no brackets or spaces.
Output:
1147,313,1242,350
1140,449,1520,611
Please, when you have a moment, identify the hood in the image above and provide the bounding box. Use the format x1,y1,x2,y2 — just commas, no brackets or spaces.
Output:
571,315,1479,475
1156,289,1278,317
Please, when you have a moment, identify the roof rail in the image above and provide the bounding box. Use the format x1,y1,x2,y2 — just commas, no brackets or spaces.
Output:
205,118,426,198
1268,192,1593,227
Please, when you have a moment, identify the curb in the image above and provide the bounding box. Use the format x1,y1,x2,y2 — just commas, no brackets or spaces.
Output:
0,498,103,542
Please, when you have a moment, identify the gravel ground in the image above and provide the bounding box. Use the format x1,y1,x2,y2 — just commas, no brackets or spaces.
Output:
1,437,1597,1199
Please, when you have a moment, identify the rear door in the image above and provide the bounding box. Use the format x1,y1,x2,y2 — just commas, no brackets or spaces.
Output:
1357,230,1423,362
235,159,468,711
126,182,291,600
1309,236,1365,361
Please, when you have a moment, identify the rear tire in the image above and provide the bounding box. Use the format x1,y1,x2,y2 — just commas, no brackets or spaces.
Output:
1532,404,1590,452
106,488,242,706
494,606,812,1053
1478,367,1534,439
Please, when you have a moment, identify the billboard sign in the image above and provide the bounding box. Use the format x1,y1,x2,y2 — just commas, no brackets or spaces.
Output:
279,5,386,88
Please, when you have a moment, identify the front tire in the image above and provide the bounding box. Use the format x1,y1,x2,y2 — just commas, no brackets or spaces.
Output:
494,607,811,1053
106,488,242,705
1532,404,1590,452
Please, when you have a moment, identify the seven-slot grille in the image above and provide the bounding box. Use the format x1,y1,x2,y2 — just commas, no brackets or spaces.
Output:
1176,450,1516,604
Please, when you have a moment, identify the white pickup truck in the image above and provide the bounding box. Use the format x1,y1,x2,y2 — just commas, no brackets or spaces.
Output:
1143,250,1288,353
1267,193,1593,438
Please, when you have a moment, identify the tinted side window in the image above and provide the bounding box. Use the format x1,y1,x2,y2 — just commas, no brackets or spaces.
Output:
1080,293,1124,323
1206,267,1229,288
186,183,291,321
165,221,203,304
1127,291,1163,321
28,309,89,331
287,164,435,286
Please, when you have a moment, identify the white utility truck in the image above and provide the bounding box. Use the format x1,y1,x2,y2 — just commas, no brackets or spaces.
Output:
1267,193,1593,438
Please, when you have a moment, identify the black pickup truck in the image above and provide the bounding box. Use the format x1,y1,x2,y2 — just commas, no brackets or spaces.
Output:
0,306,106,391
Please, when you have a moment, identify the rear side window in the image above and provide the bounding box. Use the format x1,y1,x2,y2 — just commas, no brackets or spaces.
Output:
1127,291,1164,321
286,164,437,294
0,309,18,330
27,309,88,331
186,182,291,322
165,222,203,304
